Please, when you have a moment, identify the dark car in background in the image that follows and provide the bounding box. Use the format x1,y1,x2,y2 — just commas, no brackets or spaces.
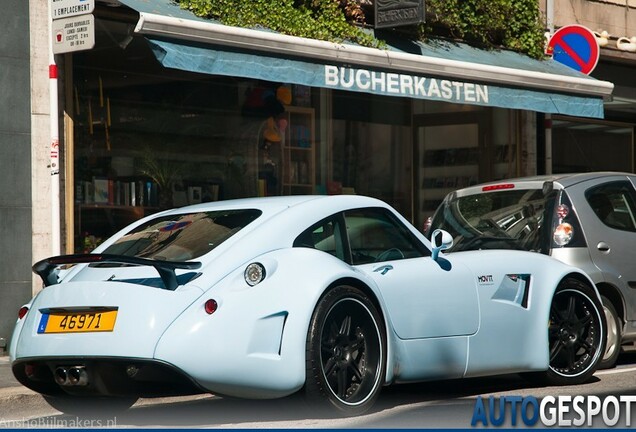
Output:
427,172,636,369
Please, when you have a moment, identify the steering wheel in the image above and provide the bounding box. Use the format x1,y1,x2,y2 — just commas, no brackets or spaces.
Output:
375,248,405,262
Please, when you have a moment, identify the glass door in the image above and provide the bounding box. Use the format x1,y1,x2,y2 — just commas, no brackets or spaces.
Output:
413,111,489,229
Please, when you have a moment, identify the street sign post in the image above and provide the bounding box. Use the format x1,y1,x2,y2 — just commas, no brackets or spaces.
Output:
51,0,95,19
547,24,600,75
52,13,95,54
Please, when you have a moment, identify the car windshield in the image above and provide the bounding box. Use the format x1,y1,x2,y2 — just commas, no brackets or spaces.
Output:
430,189,553,253
102,209,262,261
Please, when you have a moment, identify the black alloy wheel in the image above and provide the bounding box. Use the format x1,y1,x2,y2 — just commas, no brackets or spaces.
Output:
305,285,385,416
544,278,605,385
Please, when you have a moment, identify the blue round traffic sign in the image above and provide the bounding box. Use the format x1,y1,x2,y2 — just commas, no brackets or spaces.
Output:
547,25,599,75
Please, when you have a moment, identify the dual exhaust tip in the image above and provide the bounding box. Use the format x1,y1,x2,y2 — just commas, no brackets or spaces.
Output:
54,366,88,386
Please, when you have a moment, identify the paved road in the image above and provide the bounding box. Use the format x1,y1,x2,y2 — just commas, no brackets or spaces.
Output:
1,351,635,428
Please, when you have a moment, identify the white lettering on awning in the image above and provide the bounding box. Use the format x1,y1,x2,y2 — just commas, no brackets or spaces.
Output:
323,65,489,104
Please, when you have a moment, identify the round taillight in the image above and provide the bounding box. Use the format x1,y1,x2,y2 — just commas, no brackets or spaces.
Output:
556,204,570,219
204,299,218,315
244,262,266,287
553,223,574,246
18,306,29,320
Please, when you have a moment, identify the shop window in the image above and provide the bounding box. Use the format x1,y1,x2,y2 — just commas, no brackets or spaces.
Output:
71,22,323,251
551,119,634,173
331,91,412,218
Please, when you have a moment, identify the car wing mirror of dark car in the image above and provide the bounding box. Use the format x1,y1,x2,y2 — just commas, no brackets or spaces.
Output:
431,229,453,261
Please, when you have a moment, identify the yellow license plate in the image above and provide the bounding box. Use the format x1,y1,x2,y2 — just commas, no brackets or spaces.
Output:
37,309,118,334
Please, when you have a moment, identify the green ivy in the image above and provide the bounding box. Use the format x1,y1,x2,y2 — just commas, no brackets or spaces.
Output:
175,0,381,48
425,0,546,59
175,0,546,59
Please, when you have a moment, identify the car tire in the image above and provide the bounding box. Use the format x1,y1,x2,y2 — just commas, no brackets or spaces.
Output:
304,285,386,416
43,394,138,416
538,278,606,386
598,296,622,370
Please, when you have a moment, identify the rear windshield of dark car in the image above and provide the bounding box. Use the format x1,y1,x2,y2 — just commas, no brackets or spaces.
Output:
429,189,552,253
102,209,262,261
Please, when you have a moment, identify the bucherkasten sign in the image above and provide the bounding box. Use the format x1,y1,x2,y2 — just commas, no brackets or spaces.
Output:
375,0,425,29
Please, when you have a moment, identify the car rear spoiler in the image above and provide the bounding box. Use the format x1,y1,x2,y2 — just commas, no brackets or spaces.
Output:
32,254,202,291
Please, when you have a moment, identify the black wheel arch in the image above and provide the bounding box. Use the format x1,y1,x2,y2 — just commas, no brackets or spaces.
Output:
595,282,626,325
320,277,387,327
562,272,601,299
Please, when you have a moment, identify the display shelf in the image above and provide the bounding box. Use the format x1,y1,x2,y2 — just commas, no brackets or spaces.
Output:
282,106,315,194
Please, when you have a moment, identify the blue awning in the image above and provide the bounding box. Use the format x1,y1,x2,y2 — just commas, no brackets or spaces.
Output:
116,0,613,119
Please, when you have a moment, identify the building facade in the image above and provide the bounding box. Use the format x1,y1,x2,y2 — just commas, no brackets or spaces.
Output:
543,0,636,174
1,0,629,347
0,0,50,352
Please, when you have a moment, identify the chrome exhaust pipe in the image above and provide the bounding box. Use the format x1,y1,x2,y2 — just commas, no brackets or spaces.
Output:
54,367,69,386
54,366,88,386
68,366,88,386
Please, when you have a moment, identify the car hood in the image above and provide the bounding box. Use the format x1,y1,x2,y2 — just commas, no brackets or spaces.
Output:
12,280,203,360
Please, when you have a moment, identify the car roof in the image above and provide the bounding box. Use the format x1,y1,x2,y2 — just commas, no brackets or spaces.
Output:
454,172,635,196
149,194,389,216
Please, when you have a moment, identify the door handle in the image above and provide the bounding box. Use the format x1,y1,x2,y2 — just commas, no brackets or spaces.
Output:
373,264,393,275
597,242,611,253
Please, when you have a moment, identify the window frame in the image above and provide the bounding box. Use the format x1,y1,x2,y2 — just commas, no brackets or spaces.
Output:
584,181,636,233
293,207,430,265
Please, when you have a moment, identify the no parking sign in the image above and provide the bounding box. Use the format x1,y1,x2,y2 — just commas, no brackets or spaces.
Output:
547,25,600,75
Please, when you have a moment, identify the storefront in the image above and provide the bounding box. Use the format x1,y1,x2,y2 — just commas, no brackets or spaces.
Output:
65,0,614,252
549,61,636,175
541,0,636,178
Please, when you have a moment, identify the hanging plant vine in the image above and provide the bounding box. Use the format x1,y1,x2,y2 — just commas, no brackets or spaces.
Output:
175,0,380,48
425,0,546,59
175,0,547,59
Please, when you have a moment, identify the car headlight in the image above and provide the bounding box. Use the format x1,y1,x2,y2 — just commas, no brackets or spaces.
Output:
244,262,266,286
553,223,574,246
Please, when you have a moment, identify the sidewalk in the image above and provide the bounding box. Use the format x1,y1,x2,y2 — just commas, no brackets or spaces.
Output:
0,355,42,397
0,356,20,389
0,356,54,419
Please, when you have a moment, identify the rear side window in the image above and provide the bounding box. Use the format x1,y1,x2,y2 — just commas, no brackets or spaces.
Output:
293,216,346,261
585,182,636,232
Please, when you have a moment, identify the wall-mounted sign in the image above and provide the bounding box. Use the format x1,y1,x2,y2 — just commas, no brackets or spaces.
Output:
50,0,95,19
547,25,599,75
375,0,425,29
52,13,95,54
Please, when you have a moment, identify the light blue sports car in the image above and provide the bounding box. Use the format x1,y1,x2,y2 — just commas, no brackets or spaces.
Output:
10,195,606,416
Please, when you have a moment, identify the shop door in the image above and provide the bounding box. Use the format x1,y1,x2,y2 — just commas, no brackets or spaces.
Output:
413,112,489,229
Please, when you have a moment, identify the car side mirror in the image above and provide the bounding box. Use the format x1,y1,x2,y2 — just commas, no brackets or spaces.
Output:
431,229,453,261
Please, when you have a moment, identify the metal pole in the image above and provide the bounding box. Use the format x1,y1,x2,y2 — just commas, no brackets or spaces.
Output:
545,0,554,175
48,1,61,256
